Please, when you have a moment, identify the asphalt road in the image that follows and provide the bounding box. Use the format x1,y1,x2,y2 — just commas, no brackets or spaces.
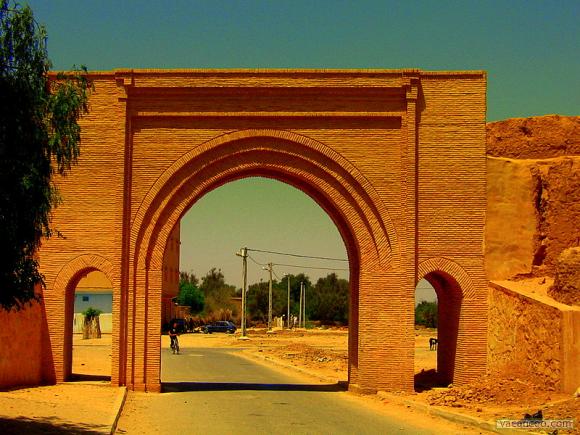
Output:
115,345,462,434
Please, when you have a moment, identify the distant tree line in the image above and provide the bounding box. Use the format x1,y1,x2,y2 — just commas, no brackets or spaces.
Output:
177,269,350,325
177,268,237,321
178,268,439,328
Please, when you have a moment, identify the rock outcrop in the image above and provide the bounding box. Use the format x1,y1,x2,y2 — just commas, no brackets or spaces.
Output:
550,247,580,306
487,115,580,159
486,115,580,282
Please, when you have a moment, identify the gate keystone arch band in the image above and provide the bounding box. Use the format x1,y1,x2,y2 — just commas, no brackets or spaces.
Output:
39,69,488,393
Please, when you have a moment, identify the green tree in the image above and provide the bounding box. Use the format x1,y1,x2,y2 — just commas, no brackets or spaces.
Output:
247,273,314,323
81,307,102,339
308,273,349,324
199,268,236,315
177,278,204,314
247,280,269,322
415,300,438,328
179,270,199,287
0,1,92,310
282,273,311,317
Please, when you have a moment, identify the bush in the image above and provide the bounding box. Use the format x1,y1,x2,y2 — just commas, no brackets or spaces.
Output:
177,281,204,313
81,306,102,339
415,300,437,328
82,306,102,320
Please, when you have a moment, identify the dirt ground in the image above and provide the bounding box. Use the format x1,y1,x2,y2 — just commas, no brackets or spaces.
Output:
5,329,577,433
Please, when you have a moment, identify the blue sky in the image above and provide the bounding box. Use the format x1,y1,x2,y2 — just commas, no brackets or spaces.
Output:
27,0,579,296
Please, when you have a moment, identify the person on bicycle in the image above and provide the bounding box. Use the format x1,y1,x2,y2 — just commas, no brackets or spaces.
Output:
169,321,180,354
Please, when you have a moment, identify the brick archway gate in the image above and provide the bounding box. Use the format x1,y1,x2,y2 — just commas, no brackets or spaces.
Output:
39,69,488,393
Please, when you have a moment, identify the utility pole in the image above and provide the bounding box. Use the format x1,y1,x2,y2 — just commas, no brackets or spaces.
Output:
263,263,273,332
236,247,249,339
302,282,306,328
285,274,291,329
299,281,304,329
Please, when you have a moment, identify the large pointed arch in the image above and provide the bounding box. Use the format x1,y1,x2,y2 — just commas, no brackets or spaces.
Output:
126,129,401,391
132,129,399,273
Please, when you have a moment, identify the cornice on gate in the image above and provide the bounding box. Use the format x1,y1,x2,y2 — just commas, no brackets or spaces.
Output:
94,68,485,106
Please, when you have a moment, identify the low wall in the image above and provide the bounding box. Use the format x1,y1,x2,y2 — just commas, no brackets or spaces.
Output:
0,302,45,389
488,281,580,393
72,313,112,334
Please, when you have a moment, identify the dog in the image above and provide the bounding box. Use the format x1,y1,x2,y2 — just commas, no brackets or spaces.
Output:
429,337,438,351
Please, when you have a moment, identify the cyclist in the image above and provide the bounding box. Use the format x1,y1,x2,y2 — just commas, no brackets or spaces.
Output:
169,321,180,354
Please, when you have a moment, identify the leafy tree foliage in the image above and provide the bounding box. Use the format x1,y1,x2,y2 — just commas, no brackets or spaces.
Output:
415,300,438,328
245,273,351,325
81,306,102,320
177,278,204,314
247,280,269,322
308,273,349,324
200,268,236,315
179,270,199,288
278,273,311,317
81,306,102,339
0,0,91,310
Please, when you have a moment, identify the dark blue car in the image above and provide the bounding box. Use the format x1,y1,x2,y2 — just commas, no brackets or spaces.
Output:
202,321,236,334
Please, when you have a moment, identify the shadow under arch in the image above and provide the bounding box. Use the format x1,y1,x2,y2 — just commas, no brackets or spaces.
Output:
127,129,401,391
50,254,116,383
415,258,474,390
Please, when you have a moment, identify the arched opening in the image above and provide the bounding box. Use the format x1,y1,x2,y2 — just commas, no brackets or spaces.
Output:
159,177,351,385
414,270,463,391
413,279,438,390
66,269,113,382
128,130,401,392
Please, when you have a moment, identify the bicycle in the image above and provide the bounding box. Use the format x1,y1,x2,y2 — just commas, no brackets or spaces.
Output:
170,335,180,354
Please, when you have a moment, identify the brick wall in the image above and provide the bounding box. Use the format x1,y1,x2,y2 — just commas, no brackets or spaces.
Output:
0,300,47,389
36,69,487,393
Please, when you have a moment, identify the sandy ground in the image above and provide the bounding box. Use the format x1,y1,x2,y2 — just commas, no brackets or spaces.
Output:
1,329,577,434
0,383,123,434
72,334,113,378
0,334,120,434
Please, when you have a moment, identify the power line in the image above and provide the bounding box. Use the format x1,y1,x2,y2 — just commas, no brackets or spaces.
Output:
247,248,347,262
272,269,283,281
247,254,266,267
272,262,349,271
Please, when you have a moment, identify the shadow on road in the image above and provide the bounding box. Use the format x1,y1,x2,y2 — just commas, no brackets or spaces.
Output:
69,373,111,382
163,381,348,393
414,369,446,392
0,417,106,435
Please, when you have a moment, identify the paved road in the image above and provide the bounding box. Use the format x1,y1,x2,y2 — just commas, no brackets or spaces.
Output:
115,346,469,434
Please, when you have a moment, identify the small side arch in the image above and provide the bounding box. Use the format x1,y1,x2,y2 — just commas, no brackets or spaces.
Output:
52,254,116,295
417,257,476,300
49,254,116,382
416,257,474,386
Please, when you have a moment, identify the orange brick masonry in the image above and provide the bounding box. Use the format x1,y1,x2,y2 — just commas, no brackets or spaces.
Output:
15,69,488,393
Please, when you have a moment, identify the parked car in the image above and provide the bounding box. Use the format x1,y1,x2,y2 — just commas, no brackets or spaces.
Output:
168,318,187,333
202,321,236,334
